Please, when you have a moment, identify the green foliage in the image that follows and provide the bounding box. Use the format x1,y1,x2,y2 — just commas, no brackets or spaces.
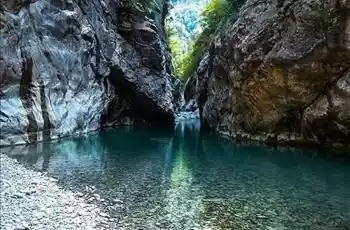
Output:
167,0,245,81
201,0,232,31
180,35,207,81
165,22,186,77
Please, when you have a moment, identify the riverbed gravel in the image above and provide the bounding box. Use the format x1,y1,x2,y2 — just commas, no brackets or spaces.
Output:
0,153,109,230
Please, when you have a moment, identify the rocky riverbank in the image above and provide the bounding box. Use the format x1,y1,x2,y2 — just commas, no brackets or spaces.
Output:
0,154,111,230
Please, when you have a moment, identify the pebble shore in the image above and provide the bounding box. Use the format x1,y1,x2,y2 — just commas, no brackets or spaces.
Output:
0,154,108,230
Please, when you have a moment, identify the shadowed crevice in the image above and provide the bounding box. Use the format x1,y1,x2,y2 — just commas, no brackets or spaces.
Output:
107,66,175,127
19,55,38,142
39,82,51,141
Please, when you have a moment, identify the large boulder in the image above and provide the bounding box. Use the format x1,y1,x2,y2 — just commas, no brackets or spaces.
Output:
196,0,350,148
0,0,175,145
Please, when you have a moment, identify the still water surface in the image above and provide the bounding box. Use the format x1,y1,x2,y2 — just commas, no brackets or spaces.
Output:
3,121,350,229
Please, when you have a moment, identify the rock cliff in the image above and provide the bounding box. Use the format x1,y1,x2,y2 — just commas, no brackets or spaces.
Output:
0,0,175,145
195,0,350,148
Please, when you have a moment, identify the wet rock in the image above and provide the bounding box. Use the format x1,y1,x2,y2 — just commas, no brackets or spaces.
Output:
195,0,350,148
183,99,198,113
49,178,58,182
14,226,29,230
11,193,24,199
112,198,124,204
76,192,84,197
94,194,101,200
0,0,175,146
176,110,200,122
85,185,96,193
256,215,268,219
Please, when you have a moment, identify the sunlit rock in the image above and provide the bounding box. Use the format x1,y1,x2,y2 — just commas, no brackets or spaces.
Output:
195,0,350,147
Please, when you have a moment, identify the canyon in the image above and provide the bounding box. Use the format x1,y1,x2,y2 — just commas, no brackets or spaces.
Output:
1,0,350,149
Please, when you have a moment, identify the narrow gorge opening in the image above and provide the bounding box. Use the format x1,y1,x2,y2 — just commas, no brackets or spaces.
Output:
1,0,350,229
165,0,209,81
165,0,245,82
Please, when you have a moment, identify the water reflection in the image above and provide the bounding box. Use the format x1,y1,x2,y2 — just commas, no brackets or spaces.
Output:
1,121,350,229
163,121,205,229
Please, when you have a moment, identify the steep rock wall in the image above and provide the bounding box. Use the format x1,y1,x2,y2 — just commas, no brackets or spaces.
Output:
195,0,350,148
0,0,175,145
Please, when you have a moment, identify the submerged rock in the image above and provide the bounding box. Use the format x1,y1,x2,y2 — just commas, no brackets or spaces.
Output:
0,0,175,146
194,0,350,147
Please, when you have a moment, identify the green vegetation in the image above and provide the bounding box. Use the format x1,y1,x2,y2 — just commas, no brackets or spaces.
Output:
166,0,245,81
165,22,185,77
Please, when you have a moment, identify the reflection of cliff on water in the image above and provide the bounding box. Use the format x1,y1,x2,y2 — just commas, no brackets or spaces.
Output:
1,120,350,229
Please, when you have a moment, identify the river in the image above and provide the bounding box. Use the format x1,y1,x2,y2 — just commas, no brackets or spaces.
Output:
2,120,350,229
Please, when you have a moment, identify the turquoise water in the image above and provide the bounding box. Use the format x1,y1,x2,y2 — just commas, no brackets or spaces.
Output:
3,121,350,229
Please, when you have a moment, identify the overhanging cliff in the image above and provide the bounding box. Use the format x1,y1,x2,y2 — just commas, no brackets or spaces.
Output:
0,0,176,145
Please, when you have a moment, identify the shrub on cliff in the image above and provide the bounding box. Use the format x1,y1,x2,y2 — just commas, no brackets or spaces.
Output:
167,0,245,81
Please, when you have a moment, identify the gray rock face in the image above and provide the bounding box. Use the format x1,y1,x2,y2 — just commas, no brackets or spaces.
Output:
0,0,175,146
195,0,350,148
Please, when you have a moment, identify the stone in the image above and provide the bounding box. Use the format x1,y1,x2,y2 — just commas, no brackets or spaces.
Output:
73,218,83,224
0,0,176,146
113,198,124,204
49,178,58,182
67,207,74,213
94,194,101,200
11,193,24,199
76,192,84,197
30,180,39,185
78,210,88,216
24,189,36,195
256,215,268,219
194,0,350,148
33,211,43,219
14,226,30,230
99,212,109,218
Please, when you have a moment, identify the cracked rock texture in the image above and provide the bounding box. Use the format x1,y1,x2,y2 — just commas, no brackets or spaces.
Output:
0,0,175,146
194,0,350,148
